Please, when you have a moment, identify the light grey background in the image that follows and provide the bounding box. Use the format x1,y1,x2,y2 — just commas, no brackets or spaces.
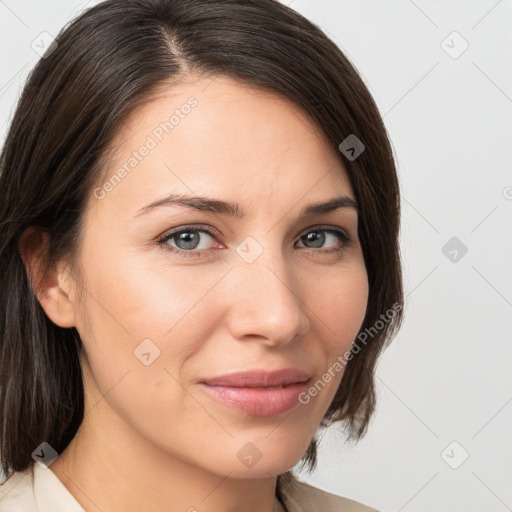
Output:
1,1,511,511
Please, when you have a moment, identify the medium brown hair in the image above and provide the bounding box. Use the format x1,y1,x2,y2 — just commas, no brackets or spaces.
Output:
0,0,403,481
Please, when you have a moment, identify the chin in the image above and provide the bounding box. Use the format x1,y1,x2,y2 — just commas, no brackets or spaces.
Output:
204,433,312,479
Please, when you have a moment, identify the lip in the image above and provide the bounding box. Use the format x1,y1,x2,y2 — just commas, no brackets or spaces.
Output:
199,368,311,417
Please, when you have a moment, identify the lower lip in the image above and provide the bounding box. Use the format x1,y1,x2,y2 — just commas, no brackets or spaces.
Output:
199,381,309,417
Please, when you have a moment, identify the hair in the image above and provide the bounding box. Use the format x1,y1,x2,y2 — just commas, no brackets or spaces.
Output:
0,0,403,483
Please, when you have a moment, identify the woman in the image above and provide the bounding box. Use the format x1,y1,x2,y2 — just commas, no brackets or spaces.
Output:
0,1,403,511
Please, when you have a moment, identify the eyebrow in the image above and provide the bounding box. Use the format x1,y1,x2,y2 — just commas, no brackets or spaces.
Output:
134,193,359,218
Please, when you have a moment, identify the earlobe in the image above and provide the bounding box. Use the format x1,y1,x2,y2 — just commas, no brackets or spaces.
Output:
18,226,77,328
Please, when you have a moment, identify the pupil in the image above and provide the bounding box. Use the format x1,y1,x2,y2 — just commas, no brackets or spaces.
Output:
177,231,199,250
306,231,325,248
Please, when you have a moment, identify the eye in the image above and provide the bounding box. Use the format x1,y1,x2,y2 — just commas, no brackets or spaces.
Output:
157,224,353,258
157,226,220,258
295,227,352,253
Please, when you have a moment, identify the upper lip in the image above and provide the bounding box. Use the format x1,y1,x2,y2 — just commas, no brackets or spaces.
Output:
200,368,312,388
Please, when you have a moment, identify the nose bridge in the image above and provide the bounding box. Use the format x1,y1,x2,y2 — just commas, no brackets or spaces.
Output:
225,233,311,345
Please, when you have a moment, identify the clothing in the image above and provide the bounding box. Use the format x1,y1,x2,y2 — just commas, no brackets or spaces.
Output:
0,463,379,511
278,471,379,512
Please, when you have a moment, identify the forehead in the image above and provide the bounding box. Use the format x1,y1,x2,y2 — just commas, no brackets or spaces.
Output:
88,75,353,218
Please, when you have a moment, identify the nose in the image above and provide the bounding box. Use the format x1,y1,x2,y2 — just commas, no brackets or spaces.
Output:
225,249,311,347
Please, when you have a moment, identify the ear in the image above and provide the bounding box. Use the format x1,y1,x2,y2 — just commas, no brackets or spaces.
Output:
18,226,77,328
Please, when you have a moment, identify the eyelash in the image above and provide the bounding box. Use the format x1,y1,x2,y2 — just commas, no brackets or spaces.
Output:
156,224,353,259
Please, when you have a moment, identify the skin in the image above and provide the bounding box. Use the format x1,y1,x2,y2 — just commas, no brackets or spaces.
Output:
21,75,369,512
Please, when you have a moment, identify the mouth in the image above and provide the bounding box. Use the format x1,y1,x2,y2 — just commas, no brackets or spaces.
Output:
199,368,311,417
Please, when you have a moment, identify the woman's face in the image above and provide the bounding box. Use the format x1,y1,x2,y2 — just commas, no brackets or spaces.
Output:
68,75,368,478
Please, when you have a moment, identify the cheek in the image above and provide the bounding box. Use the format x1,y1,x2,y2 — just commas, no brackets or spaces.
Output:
81,246,229,340
292,263,368,415
308,263,369,353
74,251,234,406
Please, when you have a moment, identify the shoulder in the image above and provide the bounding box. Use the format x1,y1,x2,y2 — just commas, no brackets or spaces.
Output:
0,463,85,511
0,464,37,509
278,471,380,512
